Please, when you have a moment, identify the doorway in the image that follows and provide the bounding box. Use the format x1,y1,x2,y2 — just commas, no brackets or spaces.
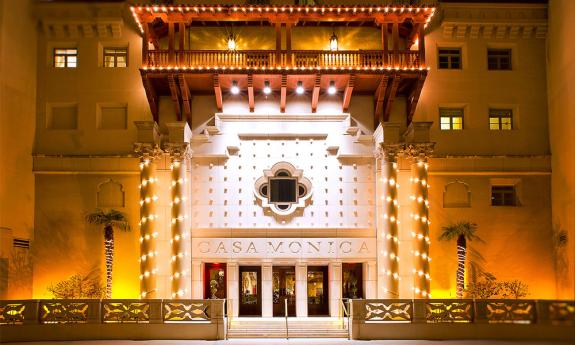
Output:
239,266,262,316
342,263,363,299
307,265,329,316
273,266,296,317
204,263,226,299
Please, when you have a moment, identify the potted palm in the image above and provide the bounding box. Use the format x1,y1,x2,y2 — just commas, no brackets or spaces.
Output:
85,209,130,299
439,221,483,298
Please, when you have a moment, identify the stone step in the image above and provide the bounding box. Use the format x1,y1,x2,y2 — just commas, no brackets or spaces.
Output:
228,317,349,338
227,330,349,339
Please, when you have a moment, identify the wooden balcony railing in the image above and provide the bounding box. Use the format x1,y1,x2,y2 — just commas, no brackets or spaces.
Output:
145,50,422,70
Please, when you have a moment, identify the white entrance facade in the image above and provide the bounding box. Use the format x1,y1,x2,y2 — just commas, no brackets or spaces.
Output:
191,237,377,317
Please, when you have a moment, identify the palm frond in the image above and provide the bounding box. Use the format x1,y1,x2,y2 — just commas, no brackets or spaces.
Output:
86,208,131,231
439,221,482,242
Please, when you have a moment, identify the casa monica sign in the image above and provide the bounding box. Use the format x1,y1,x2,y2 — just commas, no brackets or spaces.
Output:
192,238,376,259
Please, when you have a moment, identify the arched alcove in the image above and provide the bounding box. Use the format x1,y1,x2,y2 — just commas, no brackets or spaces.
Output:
443,180,471,208
96,179,125,208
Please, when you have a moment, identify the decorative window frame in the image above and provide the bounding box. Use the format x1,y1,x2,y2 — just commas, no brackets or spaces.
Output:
254,162,312,216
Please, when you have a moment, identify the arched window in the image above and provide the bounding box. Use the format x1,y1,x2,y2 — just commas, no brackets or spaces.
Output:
97,179,125,208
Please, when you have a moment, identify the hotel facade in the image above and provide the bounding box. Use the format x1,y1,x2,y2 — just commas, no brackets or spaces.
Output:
0,0,574,322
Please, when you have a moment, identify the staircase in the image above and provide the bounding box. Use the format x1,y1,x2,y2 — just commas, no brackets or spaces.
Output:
227,317,349,339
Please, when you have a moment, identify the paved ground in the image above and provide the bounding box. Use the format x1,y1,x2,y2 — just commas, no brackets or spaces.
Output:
3,340,571,345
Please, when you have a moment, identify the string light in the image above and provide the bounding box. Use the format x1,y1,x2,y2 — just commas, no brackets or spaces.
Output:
139,154,158,299
411,152,431,299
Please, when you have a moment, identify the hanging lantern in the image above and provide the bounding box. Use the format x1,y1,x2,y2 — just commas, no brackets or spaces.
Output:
227,33,236,50
329,32,338,51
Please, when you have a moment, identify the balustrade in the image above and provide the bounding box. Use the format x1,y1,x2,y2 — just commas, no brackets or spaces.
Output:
145,50,422,69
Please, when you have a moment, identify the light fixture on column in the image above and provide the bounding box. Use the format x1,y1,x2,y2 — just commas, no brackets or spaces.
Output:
231,80,239,95
263,80,271,95
296,80,304,95
329,31,338,51
227,33,236,51
328,80,336,95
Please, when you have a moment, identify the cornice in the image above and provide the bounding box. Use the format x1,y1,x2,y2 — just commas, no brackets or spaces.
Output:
439,2,547,39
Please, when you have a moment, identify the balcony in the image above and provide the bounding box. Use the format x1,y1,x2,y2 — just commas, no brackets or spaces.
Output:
145,50,422,71
132,4,434,126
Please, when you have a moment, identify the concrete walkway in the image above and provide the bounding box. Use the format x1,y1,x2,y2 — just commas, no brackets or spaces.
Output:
3,340,571,345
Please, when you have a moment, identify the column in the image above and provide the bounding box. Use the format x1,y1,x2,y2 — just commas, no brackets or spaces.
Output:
392,21,399,67
275,22,282,66
227,262,239,317
365,261,377,299
329,262,342,317
168,147,191,298
168,21,175,65
262,262,273,317
142,22,149,66
138,151,159,298
408,144,433,298
418,23,426,66
377,144,402,298
191,260,203,299
295,263,307,317
381,23,388,65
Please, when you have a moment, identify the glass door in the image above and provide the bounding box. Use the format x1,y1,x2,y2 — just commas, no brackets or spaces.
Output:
307,265,329,316
342,263,363,299
204,263,226,299
239,266,262,316
273,266,296,317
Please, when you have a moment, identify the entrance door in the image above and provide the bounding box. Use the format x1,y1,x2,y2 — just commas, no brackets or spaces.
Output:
273,266,296,317
342,263,363,299
307,266,329,316
239,266,262,316
204,263,227,299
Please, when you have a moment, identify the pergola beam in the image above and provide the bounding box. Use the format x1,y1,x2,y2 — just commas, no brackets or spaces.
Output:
280,74,287,113
178,74,192,125
342,74,355,112
248,74,255,112
311,74,321,113
213,74,223,111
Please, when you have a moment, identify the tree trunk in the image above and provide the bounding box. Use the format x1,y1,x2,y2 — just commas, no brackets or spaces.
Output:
104,225,114,299
456,235,467,298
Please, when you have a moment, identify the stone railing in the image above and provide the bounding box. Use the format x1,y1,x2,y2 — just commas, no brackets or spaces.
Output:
351,299,575,341
0,299,225,342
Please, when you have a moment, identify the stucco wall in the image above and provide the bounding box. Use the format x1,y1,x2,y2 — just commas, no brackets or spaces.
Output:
0,0,36,298
547,0,575,299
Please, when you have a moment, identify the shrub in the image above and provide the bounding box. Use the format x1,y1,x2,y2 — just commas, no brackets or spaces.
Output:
47,273,105,299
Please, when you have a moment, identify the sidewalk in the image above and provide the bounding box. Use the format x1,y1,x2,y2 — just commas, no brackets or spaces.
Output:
3,340,571,345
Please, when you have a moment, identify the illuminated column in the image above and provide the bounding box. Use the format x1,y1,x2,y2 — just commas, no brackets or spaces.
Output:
407,144,434,298
138,150,160,299
168,146,191,299
378,144,403,298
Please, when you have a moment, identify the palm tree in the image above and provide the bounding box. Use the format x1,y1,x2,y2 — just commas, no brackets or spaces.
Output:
85,209,130,299
439,221,482,298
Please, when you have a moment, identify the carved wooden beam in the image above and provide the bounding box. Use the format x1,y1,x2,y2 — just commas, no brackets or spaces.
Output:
248,74,255,112
168,74,182,121
374,75,389,126
311,74,321,113
213,74,223,111
178,74,192,125
141,73,159,123
280,74,287,113
342,74,355,112
383,75,400,122
406,74,426,126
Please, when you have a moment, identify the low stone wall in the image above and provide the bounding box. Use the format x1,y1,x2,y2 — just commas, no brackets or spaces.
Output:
0,299,226,342
350,299,575,341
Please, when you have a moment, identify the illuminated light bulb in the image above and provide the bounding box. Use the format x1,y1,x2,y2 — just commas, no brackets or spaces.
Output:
328,80,336,95
263,80,271,95
231,80,240,95
227,34,236,50
296,80,304,95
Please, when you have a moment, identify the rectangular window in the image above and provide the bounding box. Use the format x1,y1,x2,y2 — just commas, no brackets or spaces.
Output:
439,108,464,130
488,48,512,70
54,48,77,68
103,47,128,68
491,185,517,206
270,178,296,203
489,109,513,130
438,48,462,69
